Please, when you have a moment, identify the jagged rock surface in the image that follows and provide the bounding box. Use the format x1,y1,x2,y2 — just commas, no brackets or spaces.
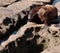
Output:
0,1,45,41
41,44,60,53
0,7,21,40
0,22,60,53
0,0,60,53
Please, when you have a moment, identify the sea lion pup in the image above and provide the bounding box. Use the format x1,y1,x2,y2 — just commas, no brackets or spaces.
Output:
28,5,58,25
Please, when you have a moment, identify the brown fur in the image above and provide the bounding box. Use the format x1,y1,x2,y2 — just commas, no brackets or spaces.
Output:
28,5,58,25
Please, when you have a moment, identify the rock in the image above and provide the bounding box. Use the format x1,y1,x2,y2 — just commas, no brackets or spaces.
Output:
28,5,58,25
55,2,60,17
55,2,60,12
0,22,60,53
41,45,60,53
0,22,45,53
7,1,35,12
0,1,45,41
55,2,60,22
0,7,20,40
0,0,16,7
0,1,60,53
7,1,45,13
26,0,51,3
